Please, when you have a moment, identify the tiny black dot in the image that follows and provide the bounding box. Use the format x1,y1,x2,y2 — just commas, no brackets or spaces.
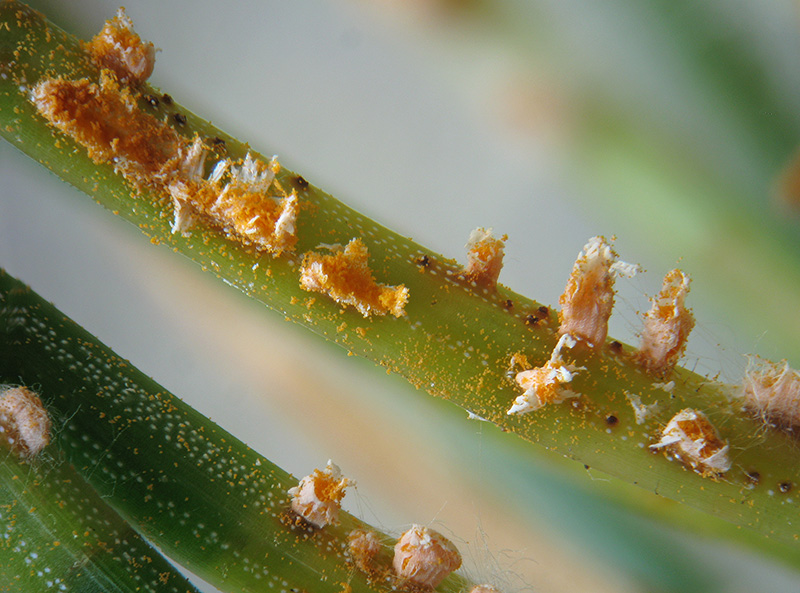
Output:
609,340,623,353
173,113,187,126
779,481,793,493
584,464,590,471
415,255,430,268
605,414,619,426
745,470,760,485
161,93,173,105
143,93,159,107
295,174,309,188
524,314,539,326
504,299,514,310
538,305,549,317
210,136,226,147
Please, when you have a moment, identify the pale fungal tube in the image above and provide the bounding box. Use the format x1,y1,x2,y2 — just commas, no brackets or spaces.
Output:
650,408,731,477
624,392,658,425
463,227,506,287
635,269,694,377
558,236,638,347
0,386,51,459
392,524,462,588
742,356,800,430
508,333,583,415
300,239,409,317
288,460,352,528
85,7,156,85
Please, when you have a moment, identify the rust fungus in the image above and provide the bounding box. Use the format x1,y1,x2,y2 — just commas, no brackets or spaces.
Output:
348,529,382,576
470,586,502,593
300,239,409,317
635,269,694,377
742,356,800,430
650,409,731,477
463,227,506,288
392,525,461,589
558,236,638,347
31,74,182,188
508,333,583,415
169,148,299,254
84,7,155,85
288,460,352,528
0,386,51,459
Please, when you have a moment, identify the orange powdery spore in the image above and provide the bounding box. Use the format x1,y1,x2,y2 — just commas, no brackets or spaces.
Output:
635,269,694,377
558,236,637,347
650,408,731,477
169,151,299,254
508,333,582,415
31,75,181,188
464,227,506,287
0,386,51,459
393,525,462,589
84,7,156,85
742,357,800,430
300,239,409,317
288,460,352,528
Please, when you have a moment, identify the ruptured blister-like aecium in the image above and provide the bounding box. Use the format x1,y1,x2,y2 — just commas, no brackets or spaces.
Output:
288,460,352,528
300,239,409,317
463,227,506,288
650,408,731,477
84,7,156,85
558,236,638,347
169,146,299,255
348,529,383,576
742,357,800,430
393,525,462,589
0,386,51,459
508,333,583,415
635,269,694,377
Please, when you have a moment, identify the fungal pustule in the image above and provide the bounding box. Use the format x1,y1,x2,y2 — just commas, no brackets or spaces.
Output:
650,408,731,477
31,74,182,189
635,269,694,377
741,357,800,430
169,151,299,254
300,239,409,317
84,7,156,85
393,524,462,588
0,387,51,459
508,333,583,415
288,460,352,528
463,227,506,288
558,236,638,347
348,529,382,575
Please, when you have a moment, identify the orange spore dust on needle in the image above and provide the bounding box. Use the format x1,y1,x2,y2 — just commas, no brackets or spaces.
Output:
300,238,409,317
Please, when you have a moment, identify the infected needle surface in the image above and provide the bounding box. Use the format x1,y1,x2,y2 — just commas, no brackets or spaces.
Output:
0,386,51,459
742,357,800,430
84,7,155,85
558,236,637,347
393,525,462,589
300,239,409,317
635,269,694,377
508,333,583,415
650,408,731,477
463,227,506,288
288,460,352,528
